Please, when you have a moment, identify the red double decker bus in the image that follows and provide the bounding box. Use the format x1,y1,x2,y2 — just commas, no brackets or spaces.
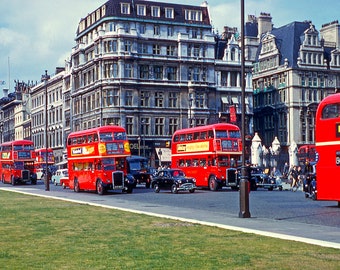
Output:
315,93,340,204
0,140,37,185
66,126,134,195
297,144,316,165
171,123,242,191
34,148,55,180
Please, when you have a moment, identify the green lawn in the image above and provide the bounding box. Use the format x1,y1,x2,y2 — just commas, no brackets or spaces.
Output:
0,190,339,270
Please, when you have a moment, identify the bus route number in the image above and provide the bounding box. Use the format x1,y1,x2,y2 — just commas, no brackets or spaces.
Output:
336,151,340,166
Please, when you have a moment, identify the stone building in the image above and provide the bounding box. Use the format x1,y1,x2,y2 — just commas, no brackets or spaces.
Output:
251,18,340,149
67,0,252,164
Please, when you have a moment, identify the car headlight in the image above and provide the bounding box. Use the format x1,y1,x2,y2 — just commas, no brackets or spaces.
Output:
178,180,182,184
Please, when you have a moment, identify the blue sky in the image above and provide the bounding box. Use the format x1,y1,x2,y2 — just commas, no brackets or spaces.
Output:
0,0,339,96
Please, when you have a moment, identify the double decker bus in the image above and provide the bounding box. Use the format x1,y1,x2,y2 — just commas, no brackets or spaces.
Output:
297,144,316,165
0,140,37,185
171,123,242,191
34,148,55,180
66,126,134,195
315,93,340,204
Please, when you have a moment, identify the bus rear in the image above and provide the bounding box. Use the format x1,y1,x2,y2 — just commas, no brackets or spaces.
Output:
315,93,340,203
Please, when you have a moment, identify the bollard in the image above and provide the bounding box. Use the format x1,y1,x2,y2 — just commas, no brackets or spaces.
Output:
239,165,251,218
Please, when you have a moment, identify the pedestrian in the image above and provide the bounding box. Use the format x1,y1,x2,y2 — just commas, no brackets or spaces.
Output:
290,165,299,191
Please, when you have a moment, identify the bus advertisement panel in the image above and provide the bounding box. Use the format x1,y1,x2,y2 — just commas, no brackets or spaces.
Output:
66,126,134,195
171,123,242,191
315,93,340,203
34,148,55,180
0,140,37,185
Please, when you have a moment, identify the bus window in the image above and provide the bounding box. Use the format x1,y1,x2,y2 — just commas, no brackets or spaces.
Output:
229,130,241,138
218,156,229,167
199,159,206,167
173,135,179,142
186,159,192,167
179,159,185,167
193,159,199,167
179,134,186,142
321,103,340,119
187,133,193,141
193,132,200,140
200,132,207,140
100,132,113,142
216,130,227,138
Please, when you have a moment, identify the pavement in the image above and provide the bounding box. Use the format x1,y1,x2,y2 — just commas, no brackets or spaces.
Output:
1,185,340,250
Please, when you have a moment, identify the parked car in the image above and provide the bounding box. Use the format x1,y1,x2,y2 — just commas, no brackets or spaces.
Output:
60,174,70,189
51,169,69,186
250,167,282,191
151,168,196,194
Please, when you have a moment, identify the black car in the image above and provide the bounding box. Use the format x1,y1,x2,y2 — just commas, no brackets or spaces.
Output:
151,169,196,194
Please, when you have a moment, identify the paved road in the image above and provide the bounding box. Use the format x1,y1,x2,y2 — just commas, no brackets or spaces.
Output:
1,181,340,249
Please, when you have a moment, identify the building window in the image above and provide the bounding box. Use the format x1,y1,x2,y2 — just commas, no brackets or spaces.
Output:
151,6,160,17
155,118,164,135
139,65,149,79
166,45,175,56
167,27,174,37
193,45,200,58
169,92,178,108
154,25,160,35
153,44,161,55
155,92,164,107
184,10,202,21
126,90,133,106
139,24,146,34
154,66,163,79
121,3,130,14
126,117,133,135
165,8,174,19
195,92,205,108
138,43,148,54
124,64,133,78
137,5,146,16
167,66,177,80
104,40,117,52
104,63,118,78
141,117,150,135
140,91,150,107
124,40,132,52
169,118,178,134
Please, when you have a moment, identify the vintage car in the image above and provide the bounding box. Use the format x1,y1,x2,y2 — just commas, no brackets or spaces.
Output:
51,169,69,186
151,168,196,194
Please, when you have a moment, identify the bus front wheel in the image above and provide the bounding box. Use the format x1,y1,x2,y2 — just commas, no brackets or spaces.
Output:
209,176,218,191
11,176,15,186
96,180,105,195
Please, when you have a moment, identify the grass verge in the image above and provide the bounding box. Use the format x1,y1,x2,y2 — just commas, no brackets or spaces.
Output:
0,190,339,270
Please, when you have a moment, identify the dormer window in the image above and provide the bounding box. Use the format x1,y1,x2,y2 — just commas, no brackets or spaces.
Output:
151,6,160,17
185,10,202,22
137,5,146,16
165,8,174,19
121,3,130,14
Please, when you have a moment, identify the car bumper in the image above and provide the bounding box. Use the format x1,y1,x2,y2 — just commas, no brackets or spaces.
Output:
178,183,196,191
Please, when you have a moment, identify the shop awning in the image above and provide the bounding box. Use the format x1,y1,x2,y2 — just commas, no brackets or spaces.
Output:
156,148,171,162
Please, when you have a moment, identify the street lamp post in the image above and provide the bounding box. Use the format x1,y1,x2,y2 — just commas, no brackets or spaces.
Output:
42,70,50,191
239,0,251,218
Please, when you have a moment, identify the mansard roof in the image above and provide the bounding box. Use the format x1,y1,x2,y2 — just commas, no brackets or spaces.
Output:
77,0,211,36
256,21,311,68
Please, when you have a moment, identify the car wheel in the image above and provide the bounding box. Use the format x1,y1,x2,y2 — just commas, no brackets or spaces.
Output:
171,184,178,194
209,176,218,191
96,180,105,195
189,188,195,193
154,184,160,193
74,179,80,193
